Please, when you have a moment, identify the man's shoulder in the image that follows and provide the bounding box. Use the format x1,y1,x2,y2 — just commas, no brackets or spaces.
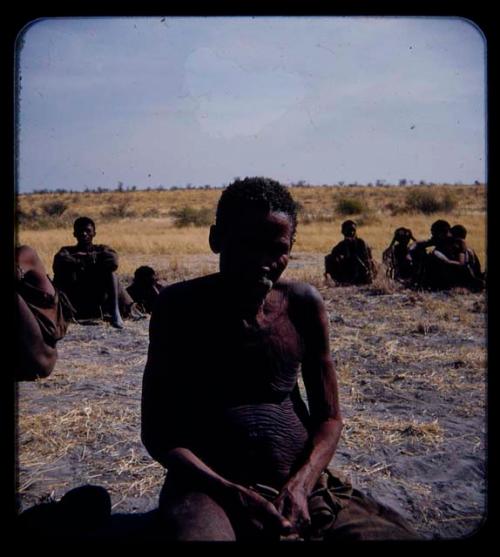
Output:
278,279,323,306
93,244,117,253
157,273,220,306
278,280,326,331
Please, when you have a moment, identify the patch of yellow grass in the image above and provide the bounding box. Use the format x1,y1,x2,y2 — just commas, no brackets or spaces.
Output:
342,416,444,450
17,185,486,278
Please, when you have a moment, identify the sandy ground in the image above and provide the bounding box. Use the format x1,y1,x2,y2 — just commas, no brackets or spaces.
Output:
16,255,487,540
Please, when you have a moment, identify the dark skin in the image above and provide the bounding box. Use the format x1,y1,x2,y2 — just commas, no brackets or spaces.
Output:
142,209,343,540
326,222,374,285
127,270,164,313
71,223,124,328
341,222,357,240
410,226,463,266
16,246,58,379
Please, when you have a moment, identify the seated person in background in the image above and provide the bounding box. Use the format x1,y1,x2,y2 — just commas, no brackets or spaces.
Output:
52,216,133,329
408,219,452,289
450,224,485,285
324,220,376,285
410,220,484,291
141,177,419,541
16,245,68,380
126,266,166,314
382,227,416,283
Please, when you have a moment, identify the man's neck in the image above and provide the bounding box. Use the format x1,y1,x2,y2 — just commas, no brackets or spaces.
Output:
222,289,269,326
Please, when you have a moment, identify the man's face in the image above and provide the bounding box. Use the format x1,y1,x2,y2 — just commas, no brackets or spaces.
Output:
74,223,96,247
342,224,356,238
431,228,450,242
216,209,294,302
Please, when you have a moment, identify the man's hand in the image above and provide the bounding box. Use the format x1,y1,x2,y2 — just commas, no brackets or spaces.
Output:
229,484,293,536
274,482,311,536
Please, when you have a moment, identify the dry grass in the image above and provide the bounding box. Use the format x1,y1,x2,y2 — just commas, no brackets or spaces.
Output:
17,185,486,277
16,184,486,539
17,350,165,509
342,416,444,450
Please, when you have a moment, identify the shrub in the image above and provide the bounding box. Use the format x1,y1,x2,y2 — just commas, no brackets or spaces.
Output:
170,206,214,227
41,200,68,217
101,202,136,219
440,192,458,212
335,196,367,216
16,209,75,230
405,190,457,214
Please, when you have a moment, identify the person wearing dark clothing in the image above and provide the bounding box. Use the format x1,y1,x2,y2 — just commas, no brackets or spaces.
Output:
126,266,166,314
324,220,376,285
53,217,133,328
382,227,416,283
450,224,485,289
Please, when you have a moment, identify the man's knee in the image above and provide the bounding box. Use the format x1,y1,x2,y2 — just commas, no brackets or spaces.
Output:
160,491,236,541
327,498,420,541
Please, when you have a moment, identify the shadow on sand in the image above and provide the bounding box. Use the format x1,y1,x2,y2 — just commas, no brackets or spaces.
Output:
16,485,166,542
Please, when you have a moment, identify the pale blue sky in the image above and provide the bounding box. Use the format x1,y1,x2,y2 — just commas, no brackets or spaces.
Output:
16,16,486,193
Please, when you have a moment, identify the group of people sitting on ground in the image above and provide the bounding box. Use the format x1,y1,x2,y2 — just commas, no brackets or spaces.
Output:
325,219,485,292
15,178,485,541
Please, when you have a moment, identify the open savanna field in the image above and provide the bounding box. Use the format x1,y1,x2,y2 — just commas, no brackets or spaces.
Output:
16,184,487,540
17,184,486,281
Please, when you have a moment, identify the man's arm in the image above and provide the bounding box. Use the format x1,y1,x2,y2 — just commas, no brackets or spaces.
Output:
53,247,79,265
329,241,344,259
275,283,343,532
95,245,119,272
16,247,60,380
432,249,463,266
16,293,58,380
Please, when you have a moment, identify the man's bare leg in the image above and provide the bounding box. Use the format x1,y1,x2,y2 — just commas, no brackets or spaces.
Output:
106,273,124,329
160,491,236,541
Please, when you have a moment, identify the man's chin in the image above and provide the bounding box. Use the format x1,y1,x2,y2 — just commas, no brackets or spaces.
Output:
243,278,273,301
222,274,275,297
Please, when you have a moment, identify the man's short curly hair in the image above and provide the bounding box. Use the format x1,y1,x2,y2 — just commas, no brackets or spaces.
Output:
215,177,298,237
450,224,467,239
73,216,96,232
430,219,451,237
134,265,156,281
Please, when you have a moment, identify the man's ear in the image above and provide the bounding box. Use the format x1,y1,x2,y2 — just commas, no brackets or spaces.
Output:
209,224,221,254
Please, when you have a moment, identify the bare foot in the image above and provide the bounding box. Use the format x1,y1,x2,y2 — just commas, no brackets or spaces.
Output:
110,315,125,329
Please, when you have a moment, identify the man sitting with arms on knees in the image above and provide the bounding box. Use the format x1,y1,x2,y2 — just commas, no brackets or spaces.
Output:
141,177,419,541
16,245,68,381
324,220,376,286
52,216,134,329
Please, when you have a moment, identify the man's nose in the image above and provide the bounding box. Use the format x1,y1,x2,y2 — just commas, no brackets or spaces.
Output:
258,258,277,274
